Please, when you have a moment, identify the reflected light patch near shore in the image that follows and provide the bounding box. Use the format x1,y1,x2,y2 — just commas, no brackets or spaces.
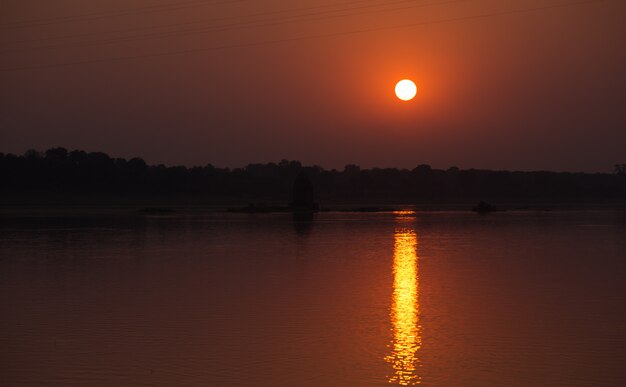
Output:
386,227,421,385
392,210,416,217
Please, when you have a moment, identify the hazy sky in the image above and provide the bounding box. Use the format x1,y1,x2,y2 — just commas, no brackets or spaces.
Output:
1,0,624,171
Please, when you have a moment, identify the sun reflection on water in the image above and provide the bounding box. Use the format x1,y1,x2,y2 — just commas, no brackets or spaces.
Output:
386,227,421,385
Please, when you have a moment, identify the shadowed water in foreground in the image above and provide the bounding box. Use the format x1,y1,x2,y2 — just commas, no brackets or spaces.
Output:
1,209,626,386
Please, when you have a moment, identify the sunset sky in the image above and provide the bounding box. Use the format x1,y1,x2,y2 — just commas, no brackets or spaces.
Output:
1,0,624,172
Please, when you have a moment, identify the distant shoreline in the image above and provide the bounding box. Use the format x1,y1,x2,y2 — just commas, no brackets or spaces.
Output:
2,148,625,212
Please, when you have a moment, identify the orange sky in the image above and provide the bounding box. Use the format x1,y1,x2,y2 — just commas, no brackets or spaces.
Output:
1,0,624,171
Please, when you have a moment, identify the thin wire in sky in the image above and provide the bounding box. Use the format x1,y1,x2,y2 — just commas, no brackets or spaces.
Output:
0,0,465,54
2,0,450,48
0,0,605,72
0,0,244,29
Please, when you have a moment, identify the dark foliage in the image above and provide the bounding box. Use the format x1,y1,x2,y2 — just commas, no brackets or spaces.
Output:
0,148,624,204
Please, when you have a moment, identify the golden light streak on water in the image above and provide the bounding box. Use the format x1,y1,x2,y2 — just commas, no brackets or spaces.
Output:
392,210,416,216
386,228,421,385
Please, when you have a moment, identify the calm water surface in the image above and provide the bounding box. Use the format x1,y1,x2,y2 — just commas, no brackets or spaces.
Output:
1,209,626,386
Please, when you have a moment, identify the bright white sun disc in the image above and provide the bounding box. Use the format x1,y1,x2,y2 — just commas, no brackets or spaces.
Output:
395,79,417,101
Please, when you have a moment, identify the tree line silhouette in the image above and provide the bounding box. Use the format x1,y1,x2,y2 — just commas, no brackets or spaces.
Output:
1,148,624,205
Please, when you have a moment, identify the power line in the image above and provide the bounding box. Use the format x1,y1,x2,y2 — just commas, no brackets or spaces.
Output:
0,0,605,72
2,0,442,46
0,0,243,29
0,0,464,54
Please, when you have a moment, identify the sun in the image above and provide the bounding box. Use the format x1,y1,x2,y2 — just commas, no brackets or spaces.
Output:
395,79,417,101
